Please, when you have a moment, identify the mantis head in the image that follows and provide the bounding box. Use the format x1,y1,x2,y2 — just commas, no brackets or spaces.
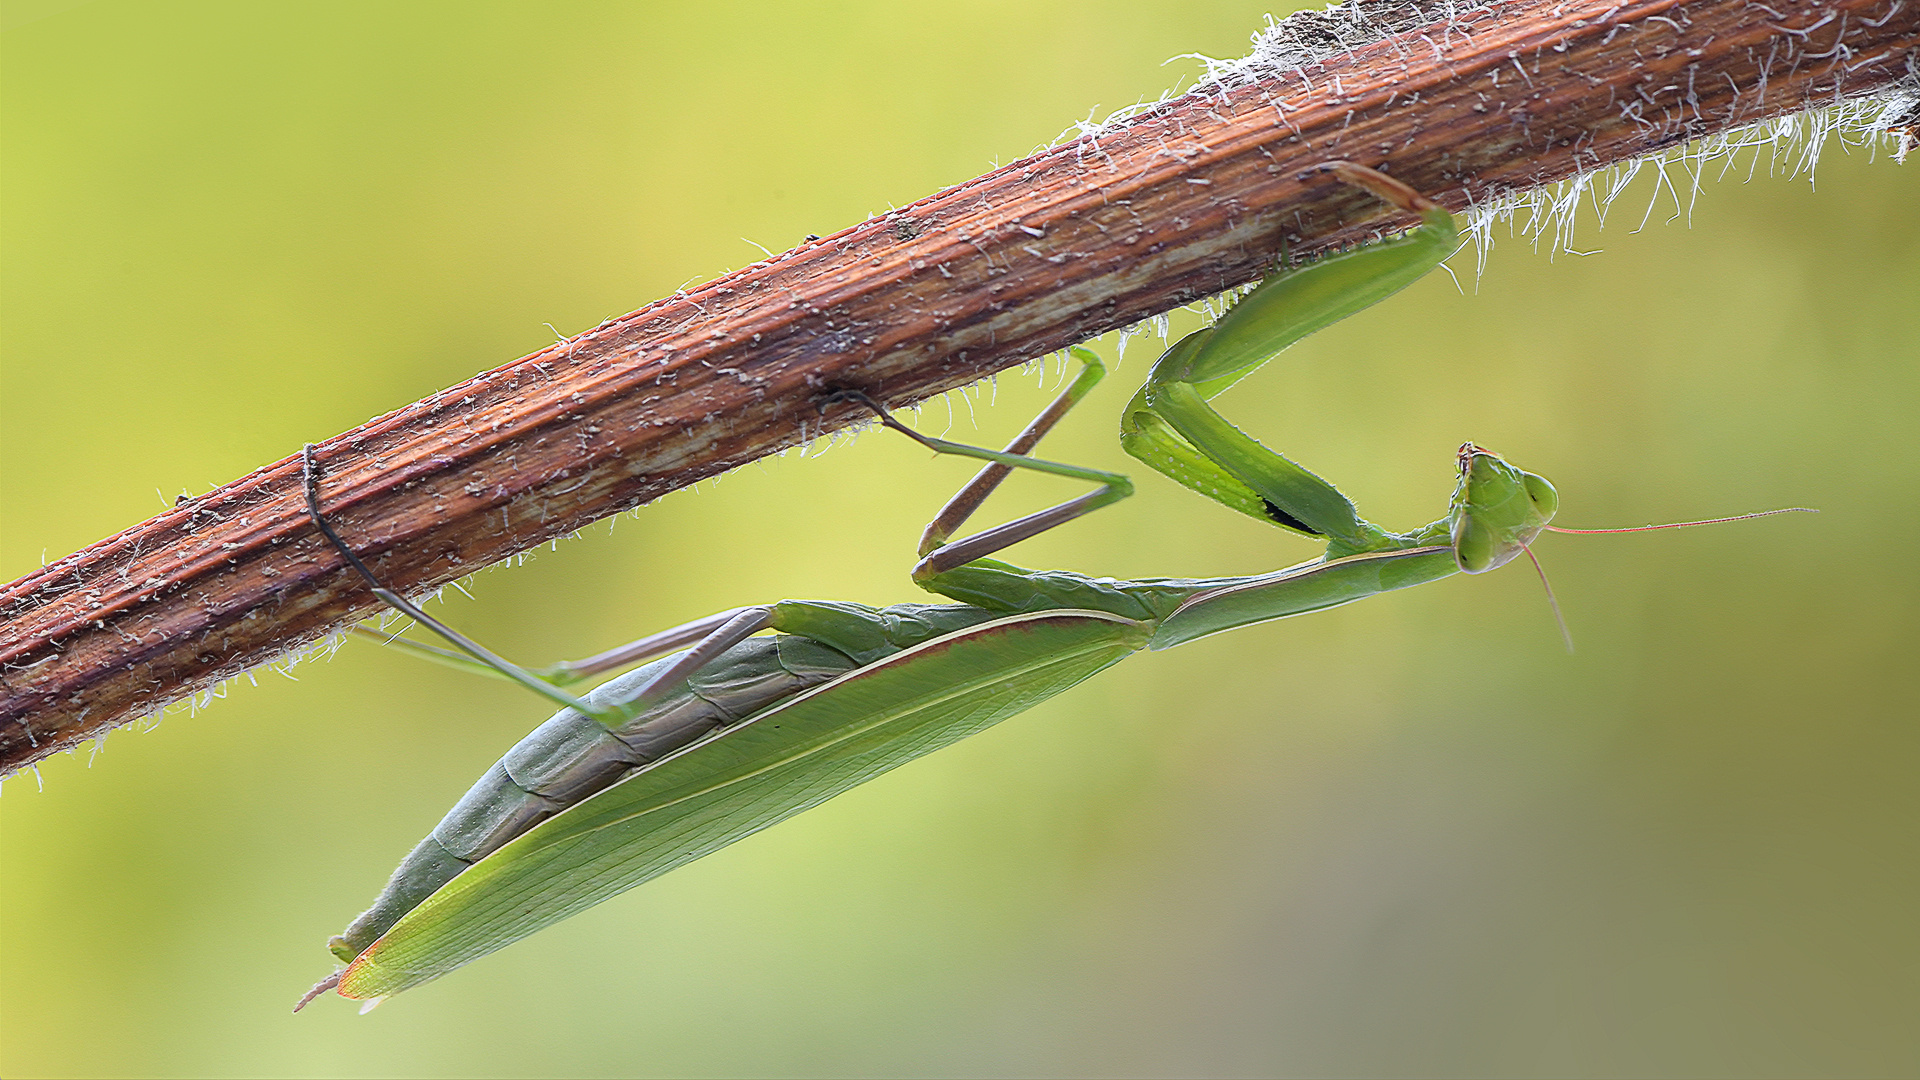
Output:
1448,443,1559,574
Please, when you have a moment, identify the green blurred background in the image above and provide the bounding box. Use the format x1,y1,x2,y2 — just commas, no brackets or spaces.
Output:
2,2,1914,1076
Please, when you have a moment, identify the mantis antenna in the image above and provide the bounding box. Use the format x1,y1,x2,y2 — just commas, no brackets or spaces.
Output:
1523,507,1819,650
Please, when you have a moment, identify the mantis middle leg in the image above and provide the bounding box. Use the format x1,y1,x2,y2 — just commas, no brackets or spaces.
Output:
823,348,1134,580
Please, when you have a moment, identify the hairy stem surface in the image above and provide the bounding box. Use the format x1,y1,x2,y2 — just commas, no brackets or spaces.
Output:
4,0,1914,775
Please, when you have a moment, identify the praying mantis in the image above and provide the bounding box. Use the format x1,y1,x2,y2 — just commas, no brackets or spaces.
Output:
294,163,1804,1010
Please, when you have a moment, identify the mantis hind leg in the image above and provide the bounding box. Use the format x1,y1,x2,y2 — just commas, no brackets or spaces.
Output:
305,449,780,722
353,605,768,688
303,445,618,721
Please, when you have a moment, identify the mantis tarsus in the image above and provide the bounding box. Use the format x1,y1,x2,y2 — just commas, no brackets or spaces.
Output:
294,163,1806,1011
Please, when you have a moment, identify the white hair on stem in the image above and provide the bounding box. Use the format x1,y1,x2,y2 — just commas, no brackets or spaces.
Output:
1059,0,1915,301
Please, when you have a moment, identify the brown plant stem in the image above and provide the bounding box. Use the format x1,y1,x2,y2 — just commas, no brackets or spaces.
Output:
3,0,1915,776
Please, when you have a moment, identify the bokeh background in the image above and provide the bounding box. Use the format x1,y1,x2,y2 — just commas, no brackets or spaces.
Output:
2,2,1915,1077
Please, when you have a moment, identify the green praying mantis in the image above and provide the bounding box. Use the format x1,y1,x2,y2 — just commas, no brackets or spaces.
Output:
294,163,1805,1011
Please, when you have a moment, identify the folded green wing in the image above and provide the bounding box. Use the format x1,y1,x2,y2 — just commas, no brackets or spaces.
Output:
339,609,1148,999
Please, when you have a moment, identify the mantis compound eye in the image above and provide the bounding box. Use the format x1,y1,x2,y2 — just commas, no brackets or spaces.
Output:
1452,513,1502,574
1523,471,1559,522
